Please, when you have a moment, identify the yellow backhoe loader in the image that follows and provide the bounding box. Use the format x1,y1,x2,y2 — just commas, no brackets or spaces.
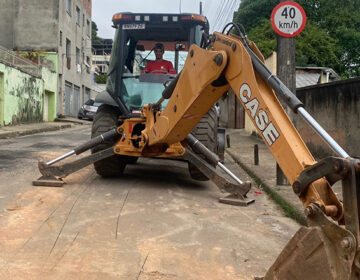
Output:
33,12,360,279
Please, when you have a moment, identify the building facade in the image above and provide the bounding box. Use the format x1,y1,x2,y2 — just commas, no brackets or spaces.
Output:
92,40,113,75
0,0,93,117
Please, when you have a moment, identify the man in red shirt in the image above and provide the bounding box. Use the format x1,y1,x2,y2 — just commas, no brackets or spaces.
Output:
144,43,176,74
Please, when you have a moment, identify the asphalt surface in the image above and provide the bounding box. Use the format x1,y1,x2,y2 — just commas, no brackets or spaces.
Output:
0,125,300,279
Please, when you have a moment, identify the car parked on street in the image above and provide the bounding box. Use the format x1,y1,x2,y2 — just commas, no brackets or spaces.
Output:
78,99,101,120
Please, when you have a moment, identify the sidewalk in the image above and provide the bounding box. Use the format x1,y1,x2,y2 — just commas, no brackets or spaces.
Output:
225,129,341,225
0,117,90,139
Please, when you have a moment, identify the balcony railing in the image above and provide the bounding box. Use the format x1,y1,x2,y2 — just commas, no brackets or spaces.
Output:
0,45,41,77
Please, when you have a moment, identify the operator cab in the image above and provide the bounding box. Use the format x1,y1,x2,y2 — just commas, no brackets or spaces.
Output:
104,12,209,115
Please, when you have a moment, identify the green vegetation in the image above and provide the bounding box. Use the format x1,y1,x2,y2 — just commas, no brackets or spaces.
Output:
234,0,360,77
94,73,107,84
92,21,104,45
227,150,307,225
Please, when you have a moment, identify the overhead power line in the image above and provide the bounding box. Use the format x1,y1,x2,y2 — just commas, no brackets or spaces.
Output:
213,0,239,32
209,0,241,33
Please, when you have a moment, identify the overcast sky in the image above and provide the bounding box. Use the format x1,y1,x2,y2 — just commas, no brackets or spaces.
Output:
92,0,241,39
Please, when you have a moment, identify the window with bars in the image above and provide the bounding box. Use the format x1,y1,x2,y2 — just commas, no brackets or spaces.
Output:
66,39,71,69
76,6,80,25
66,0,71,15
87,20,90,37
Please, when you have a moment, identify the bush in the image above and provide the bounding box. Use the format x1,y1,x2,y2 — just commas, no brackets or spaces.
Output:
94,74,107,84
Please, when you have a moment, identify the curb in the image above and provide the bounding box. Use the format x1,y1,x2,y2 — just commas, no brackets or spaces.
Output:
0,123,72,139
55,118,91,125
226,149,307,225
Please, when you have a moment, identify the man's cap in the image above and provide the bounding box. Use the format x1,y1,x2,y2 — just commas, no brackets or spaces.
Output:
154,43,164,52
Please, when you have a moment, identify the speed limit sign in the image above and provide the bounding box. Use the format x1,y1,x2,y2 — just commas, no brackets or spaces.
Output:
271,1,306,37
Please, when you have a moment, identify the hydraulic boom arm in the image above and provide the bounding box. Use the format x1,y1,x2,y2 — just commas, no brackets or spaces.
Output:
132,31,343,221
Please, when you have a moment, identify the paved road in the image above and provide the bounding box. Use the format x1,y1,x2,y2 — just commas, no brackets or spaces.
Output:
0,125,299,280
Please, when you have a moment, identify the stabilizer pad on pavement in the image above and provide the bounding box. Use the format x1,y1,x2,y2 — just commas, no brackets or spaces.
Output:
219,194,255,206
32,175,65,187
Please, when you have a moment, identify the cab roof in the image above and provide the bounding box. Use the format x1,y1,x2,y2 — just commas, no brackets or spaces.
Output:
112,12,208,27
112,13,209,43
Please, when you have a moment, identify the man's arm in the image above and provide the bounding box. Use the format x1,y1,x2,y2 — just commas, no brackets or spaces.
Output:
166,61,176,74
144,61,153,73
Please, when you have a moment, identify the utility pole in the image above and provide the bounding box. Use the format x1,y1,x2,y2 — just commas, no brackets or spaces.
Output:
200,1,203,15
276,0,296,185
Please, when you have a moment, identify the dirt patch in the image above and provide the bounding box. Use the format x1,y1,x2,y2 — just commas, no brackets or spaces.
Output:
138,240,251,280
0,188,65,250
0,154,94,262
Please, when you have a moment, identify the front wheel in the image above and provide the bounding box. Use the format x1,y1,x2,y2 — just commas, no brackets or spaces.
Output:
91,105,130,177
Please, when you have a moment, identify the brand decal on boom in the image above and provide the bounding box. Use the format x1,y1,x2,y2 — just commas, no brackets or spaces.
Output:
239,83,280,146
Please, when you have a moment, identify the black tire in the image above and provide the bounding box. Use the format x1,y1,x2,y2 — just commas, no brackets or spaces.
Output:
91,104,132,177
188,106,218,181
125,157,139,164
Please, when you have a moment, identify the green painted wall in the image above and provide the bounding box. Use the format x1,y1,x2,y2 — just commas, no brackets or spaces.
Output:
40,53,58,72
0,53,58,125
40,53,58,121
0,62,43,125
0,73,4,125
46,90,56,121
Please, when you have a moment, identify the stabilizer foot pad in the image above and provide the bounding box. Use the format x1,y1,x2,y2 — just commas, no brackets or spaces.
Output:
32,175,65,187
219,194,255,207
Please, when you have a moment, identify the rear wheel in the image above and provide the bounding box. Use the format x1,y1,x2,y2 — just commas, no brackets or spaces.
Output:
91,104,137,177
188,106,218,181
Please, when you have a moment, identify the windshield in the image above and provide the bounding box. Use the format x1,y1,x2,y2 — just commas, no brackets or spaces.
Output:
136,51,188,74
121,73,176,112
106,27,199,114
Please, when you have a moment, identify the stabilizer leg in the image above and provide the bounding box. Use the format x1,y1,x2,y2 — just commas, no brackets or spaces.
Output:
185,133,254,206
32,129,119,187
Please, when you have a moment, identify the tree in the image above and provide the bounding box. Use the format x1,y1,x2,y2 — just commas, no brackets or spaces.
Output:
296,23,341,71
234,0,277,32
246,19,276,58
92,21,104,45
297,0,360,77
94,73,107,84
233,0,360,77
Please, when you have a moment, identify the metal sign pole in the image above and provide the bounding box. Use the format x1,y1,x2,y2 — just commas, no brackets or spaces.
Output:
275,0,296,185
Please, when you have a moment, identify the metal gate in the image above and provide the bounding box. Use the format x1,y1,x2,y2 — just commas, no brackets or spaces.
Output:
73,86,80,117
64,82,72,116
64,82,81,117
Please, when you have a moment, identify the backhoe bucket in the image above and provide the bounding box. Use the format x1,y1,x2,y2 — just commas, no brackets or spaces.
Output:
264,204,356,280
